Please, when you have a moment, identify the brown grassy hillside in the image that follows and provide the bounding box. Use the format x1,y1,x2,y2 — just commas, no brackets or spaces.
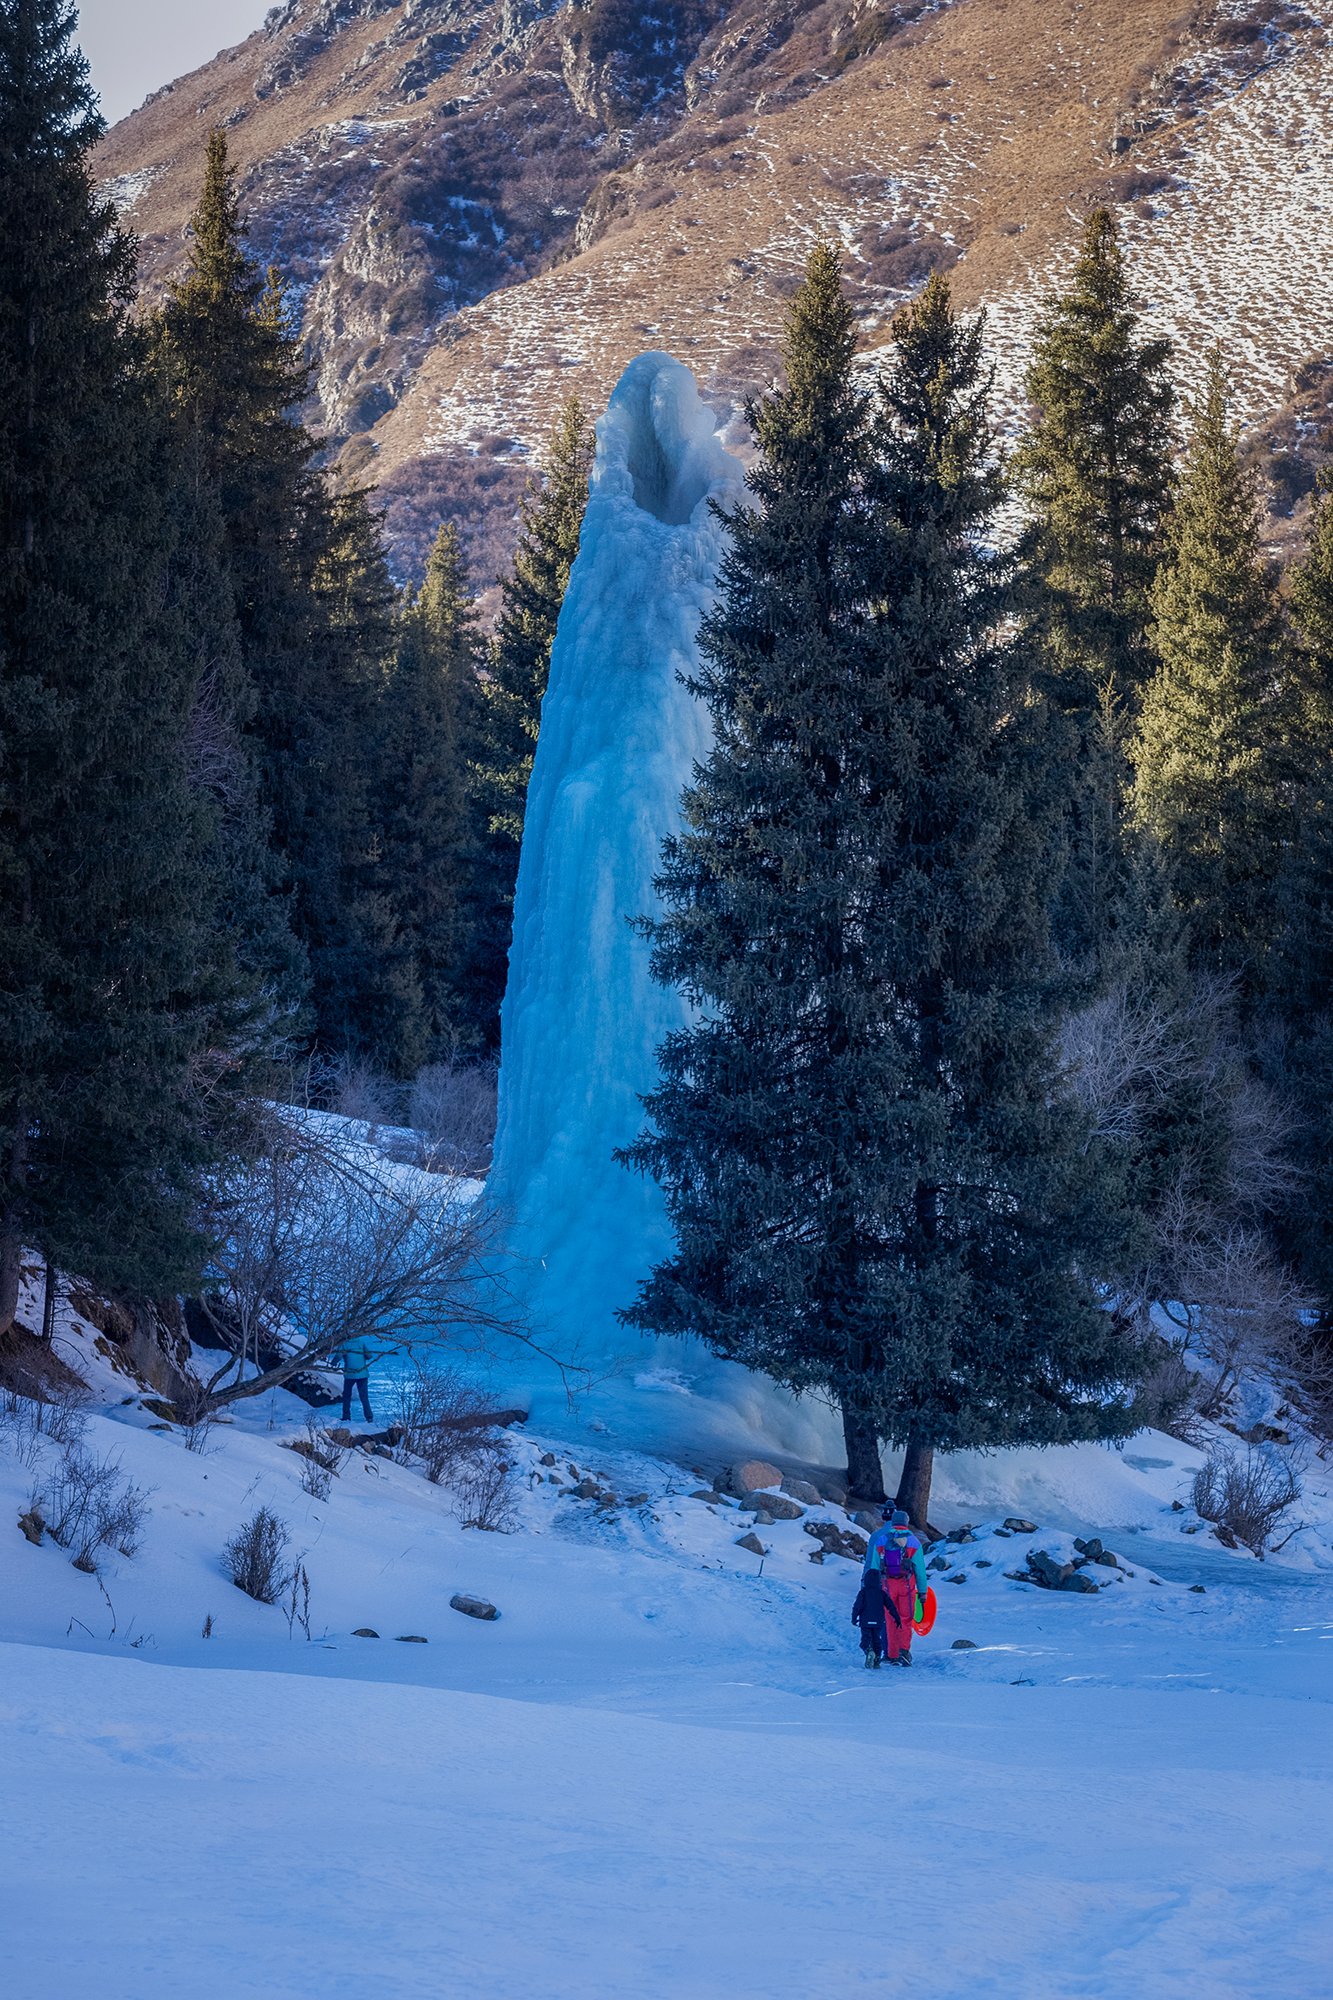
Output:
96,0,1333,589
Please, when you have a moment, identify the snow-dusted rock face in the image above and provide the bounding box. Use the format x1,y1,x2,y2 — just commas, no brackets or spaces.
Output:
487,352,742,1395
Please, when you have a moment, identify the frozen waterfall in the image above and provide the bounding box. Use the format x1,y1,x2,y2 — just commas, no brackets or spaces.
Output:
485,353,844,1463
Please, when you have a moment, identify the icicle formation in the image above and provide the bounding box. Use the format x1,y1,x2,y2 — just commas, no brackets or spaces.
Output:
488,354,744,1381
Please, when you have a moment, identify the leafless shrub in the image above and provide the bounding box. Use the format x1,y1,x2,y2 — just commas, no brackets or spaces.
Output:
174,1378,222,1456
1162,1214,1316,1421
393,1363,495,1485
41,1444,151,1571
285,1562,313,1639
408,1060,498,1177
296,1415,346,1499
0,1380,89,1467
1132,1344,1210,1447
222,1505,292,1604
1192,1445,1301,1555
328,1059,400,1128
453,1442,517,1532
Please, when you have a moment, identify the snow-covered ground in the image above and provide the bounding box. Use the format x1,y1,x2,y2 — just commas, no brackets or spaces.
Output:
4,1290,1332,1996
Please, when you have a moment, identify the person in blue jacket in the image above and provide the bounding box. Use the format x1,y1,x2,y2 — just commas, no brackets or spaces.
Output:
861,1507,928,1666
334,1336,375,1423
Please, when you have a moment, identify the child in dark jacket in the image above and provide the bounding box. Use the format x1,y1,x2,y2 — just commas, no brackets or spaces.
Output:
851,1575,888,1668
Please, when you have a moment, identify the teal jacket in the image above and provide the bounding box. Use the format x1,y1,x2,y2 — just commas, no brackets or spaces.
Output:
336,1337,373,1380
864,1526,927,1598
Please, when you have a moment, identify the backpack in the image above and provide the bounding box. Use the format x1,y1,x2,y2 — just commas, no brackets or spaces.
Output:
880,1540,921,1622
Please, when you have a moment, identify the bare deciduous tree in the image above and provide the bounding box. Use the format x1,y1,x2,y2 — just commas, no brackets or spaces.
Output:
190,1111,573,1414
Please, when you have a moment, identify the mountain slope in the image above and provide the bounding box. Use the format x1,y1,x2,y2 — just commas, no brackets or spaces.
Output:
96,0,1333,586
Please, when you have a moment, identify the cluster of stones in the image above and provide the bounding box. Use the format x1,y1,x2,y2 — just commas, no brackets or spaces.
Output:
536,1451,648,1512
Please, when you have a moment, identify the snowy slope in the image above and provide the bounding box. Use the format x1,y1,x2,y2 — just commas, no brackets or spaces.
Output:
4,1349,1333,1996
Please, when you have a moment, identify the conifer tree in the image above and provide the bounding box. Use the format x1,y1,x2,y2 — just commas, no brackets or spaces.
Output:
618,254,1137,1522
1253,483,1333,1317
468,394,594,1048
1128,347,1292,981
375,522,486,1070
152,130,397,1061
1012,209,1177,964
1015,207,1176,707
0,1,257,1328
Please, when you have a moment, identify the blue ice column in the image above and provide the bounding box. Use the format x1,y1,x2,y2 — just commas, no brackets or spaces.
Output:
487,353,744,1394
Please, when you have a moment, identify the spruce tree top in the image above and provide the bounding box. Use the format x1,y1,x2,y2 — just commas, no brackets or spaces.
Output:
491,395,594,714
1129,345,1290,973
1016,207,1176,703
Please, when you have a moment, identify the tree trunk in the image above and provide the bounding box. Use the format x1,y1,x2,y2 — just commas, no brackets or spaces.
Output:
41,1256,57,1345
895,1435,934,1535
0,1111,29,1338
842,1405,886,1502
0,1220,20,1340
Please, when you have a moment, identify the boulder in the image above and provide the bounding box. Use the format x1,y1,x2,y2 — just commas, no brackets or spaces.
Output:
395,1634,428,1643
927,1556,949,1573
352,1628,380,1638
753,1510,775,1525
803,1521,868,1561
742,1493,804,1521
1236,1421,1290,1445
540,1452,557,1466
781,1477,821,1505
1059,1571,1099,1594
1024,1550,1071,1590
947,1526,977,1545
450,1593,498,1621
852,1509,882,1532
731,1460,784,1498
735,1531,766,1555
951,1639,978,1650
624,1492,649,1507
1003,1517,1038,1534
1189,1584,1206,1594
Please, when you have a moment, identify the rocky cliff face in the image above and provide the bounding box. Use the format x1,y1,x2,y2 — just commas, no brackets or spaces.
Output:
96,0,1333,592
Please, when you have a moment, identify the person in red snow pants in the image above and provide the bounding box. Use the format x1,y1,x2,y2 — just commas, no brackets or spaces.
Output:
883,1567,916,1662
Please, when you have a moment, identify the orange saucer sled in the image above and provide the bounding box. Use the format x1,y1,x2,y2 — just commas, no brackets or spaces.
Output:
913,1586,937,1636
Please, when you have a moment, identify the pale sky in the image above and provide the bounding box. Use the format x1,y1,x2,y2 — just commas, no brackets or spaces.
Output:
76,0,273,127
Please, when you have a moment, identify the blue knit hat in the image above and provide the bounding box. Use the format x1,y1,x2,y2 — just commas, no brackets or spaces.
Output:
884,1507,911,1527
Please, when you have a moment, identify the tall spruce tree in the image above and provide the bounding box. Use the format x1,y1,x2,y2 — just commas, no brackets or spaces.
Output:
152,130,397,1061
1015,209,1177,961
618,254,1136,1523
1016,207,1176,707
467,396,594,1048
1254,475,1333,1318
0,1,257,1328
1128,347,1292,982
375,522,486,1070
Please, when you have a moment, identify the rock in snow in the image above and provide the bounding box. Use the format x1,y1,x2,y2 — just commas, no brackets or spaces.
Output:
731,1460,784,1497
450,1594,499,1621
